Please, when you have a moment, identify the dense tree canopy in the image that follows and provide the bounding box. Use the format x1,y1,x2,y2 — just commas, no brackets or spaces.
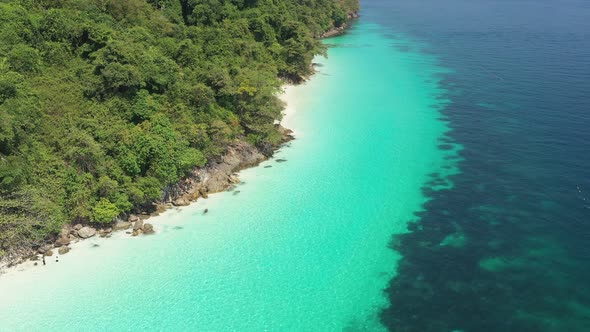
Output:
0,0,358,256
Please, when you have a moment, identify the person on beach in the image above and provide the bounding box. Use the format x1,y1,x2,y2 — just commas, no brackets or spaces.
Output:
42,255,46,266
55,256,59,263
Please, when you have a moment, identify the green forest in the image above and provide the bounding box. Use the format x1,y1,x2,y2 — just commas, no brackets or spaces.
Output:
0,0,358,257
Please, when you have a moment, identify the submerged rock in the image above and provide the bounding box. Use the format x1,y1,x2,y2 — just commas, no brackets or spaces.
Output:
77,227,97,239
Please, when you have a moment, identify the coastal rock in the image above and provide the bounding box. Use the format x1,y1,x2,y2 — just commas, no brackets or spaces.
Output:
113,221,131,231
73,224,83,231
257,141,274,157
37,244,52,254
189,191,201,200
132,229,142,236
228,174,240,184
77,227,97,239
278,126,295,142
58,247,70,255
45,250,54,257
54,237,70,247
133,219,144,231
154,204,167,214
129,214,140,222
54,229,71,247
143,223,155,235
99,228,112,238
173,196,190,206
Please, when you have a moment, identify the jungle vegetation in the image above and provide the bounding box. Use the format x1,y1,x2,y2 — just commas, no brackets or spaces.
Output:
0,0,358,256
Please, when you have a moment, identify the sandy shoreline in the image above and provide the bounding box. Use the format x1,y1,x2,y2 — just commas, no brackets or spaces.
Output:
0,87,300,278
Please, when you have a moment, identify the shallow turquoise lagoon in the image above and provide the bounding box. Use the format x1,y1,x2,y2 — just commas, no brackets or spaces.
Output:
0,22,456,331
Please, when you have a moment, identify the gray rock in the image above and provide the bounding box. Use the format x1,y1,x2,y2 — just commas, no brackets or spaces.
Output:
54,236,70,247
77,226,97,239
133,219,144,231
129,214,140,222
58,247,70,255
113,221,131,231
37,244,52,254
45,250,54,257
73,224,83,230
228,174,240,184
173,196,190,206
143,223,155,235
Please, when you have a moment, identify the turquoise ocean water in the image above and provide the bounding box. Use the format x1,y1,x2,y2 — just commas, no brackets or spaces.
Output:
0,21,457,330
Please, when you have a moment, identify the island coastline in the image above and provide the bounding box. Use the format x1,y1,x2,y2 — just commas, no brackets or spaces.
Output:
0,11,358,274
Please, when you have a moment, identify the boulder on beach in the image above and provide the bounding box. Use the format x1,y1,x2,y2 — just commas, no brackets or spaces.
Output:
129,214,140,222
99,228,112,238
133,219,144,231
113,221,131,231
54,236,70,247
58,246,70,255
77,226,97,239
37,244,52,254
173,196,190,206
73,224,83,230
45,250,54,257
143,223,155,235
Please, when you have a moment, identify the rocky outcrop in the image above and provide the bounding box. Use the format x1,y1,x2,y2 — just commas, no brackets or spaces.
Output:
77,227,97,239
320,11,359,39
155,140,269,214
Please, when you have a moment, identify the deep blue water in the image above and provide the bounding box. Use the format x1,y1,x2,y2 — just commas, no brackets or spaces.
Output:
365,0,590,331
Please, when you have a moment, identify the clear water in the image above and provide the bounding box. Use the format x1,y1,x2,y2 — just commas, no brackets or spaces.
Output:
0,22,456,330
369,0,590,331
